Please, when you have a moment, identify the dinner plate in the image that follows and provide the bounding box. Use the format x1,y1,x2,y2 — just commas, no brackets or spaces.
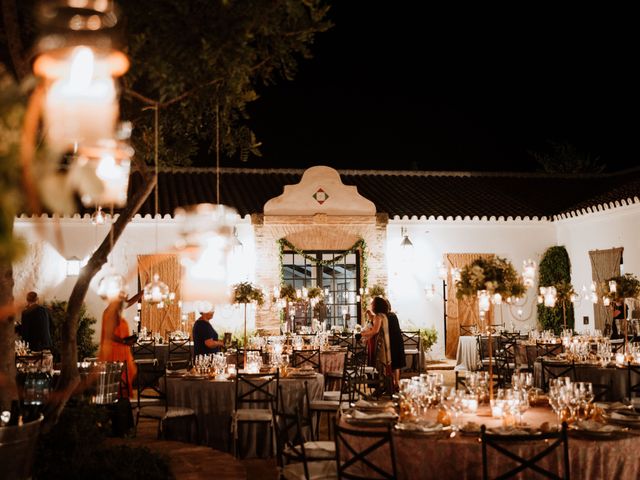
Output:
570,421,627,438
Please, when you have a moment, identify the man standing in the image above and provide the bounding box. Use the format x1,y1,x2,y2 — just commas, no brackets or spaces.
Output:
19,292,53,351
192,309,224,356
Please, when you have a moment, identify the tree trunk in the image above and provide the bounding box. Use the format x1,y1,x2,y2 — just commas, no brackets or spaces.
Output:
1,0,30,82
0,261,16,411
43,173,157,429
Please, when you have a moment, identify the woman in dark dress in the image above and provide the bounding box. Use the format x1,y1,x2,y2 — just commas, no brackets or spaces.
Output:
386,301,406,388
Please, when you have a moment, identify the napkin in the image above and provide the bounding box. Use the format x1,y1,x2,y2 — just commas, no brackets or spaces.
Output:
352,410,397,420
354,399,394,409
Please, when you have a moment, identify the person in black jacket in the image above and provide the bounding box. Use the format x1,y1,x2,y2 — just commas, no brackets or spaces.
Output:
18,291,53,351
386,301,406,389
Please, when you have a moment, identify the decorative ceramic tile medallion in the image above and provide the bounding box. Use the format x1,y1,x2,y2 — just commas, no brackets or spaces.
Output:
312,188,329,205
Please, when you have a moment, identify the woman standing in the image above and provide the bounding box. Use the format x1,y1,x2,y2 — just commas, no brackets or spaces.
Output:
386,301,406,389
361,297,393,395
98,293,141,398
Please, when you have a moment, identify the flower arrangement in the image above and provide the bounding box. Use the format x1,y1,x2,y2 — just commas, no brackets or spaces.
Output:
307,286,324,300
232,282,265,306
455,256,526,300
277,283,298,303
603,273,640,301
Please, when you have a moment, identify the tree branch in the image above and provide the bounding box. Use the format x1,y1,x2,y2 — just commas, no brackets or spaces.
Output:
43,172,157,430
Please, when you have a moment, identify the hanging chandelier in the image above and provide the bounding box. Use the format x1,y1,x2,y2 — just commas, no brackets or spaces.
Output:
97,270,127,301
143,273,170,306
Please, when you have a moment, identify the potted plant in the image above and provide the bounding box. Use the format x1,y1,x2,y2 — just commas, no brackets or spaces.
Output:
419,327,438,364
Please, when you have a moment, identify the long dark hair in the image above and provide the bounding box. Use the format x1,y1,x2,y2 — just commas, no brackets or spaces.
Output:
371,296,390,315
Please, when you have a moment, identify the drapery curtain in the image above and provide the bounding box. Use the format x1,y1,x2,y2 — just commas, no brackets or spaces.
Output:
589,247,623,332
445,253,494,359
137,254,182,336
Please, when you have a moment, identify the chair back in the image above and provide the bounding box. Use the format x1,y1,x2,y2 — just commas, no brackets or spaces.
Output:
610,339,625,353
132,340,156,361
136,360,166,411
334,421,397,480
167,338,192,370
481,422,570,480
274,386,307,467
477,335,499,360
332,335,355,350
293,349,321,370
401,331,420,352
535,341,563,358
626,362,640,400
234,371,279,410
540,360,576,391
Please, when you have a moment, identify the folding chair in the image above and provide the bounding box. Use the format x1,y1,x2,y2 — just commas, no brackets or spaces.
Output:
401,331,422,374
481,422,570,480
135,361,197,439
334,421,397,480
167,338,192,371
293,349,321,370
540,359,576,391
232,370,279,458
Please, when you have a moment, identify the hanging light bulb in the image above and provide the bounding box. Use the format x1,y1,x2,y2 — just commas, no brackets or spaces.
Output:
436,262,448,281
97,271,127,301
91,205,106,225
522,259,536,288
175,203,237,306
143,273,170,305
540,286,557,308
608,280,617,294
399,227,413,249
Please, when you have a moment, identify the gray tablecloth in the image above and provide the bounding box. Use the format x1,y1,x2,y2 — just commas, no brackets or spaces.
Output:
165,373,324,457
533,361,640,401
455,336,479,371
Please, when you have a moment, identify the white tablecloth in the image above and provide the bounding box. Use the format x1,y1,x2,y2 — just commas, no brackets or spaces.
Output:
455,336,479,371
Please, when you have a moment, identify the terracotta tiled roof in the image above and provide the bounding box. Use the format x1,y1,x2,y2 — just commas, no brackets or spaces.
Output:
127,167,640,220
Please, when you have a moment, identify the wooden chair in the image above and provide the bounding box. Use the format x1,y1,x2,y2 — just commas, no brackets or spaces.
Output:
626,362,640,401
481,422,570,480
132,339,156,361
167,338,191,371
334,421,398,480
135,361,197,439
401,330,422,374
535,341,563,359
495,335,517,387
459,324,476,336
293,349,321,370
274,405,337,480
540,359,576,392
232,370,279,458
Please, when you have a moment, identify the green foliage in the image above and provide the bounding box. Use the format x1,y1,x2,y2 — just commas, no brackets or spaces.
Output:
368,284,386,298
232,281,265,306
530,140,606,174
455,257,526,300
537,246,574,334
34,400,173,480
47,300,98,362
119,0,332,166
278,283,298,303
419,327,438,353
603,273,640,301
0,67,26,264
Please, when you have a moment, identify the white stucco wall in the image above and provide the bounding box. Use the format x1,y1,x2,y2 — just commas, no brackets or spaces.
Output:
13,214,255,343
555,203,640,333
386,218,557,359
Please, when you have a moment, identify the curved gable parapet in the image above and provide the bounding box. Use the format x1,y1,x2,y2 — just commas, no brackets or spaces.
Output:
263,165,376,216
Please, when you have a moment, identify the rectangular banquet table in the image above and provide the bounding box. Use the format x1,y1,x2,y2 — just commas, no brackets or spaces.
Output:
338,406,640,480
165,373,324,457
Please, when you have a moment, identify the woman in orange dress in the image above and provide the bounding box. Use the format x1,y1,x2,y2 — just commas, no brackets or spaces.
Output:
98,298,139,398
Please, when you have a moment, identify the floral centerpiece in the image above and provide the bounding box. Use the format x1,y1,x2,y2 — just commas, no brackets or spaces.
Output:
420,327,438,357
455,256,526,301
232,281,265,306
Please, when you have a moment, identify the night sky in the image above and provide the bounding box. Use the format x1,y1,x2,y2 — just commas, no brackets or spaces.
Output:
244,3,638,172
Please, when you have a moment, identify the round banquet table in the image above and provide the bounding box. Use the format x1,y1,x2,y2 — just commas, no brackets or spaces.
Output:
533,361,640,402
455,336,480,371
165,373,324,457
338,406,640,479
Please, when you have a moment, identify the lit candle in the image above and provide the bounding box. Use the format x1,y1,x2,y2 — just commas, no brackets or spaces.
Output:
616,352,625,365
44,47,118,153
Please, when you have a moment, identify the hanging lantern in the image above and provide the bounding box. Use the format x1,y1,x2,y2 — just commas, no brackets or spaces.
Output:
68,138,133,207
540,286,557,308
97,271,127,301
175,203,237,306
33,1,129,153
522,259,536,288
143,273,170,305
91,205,106,225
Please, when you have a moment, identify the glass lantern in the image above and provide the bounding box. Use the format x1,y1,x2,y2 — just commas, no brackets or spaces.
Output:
97,272,127,301
175,203,238,306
